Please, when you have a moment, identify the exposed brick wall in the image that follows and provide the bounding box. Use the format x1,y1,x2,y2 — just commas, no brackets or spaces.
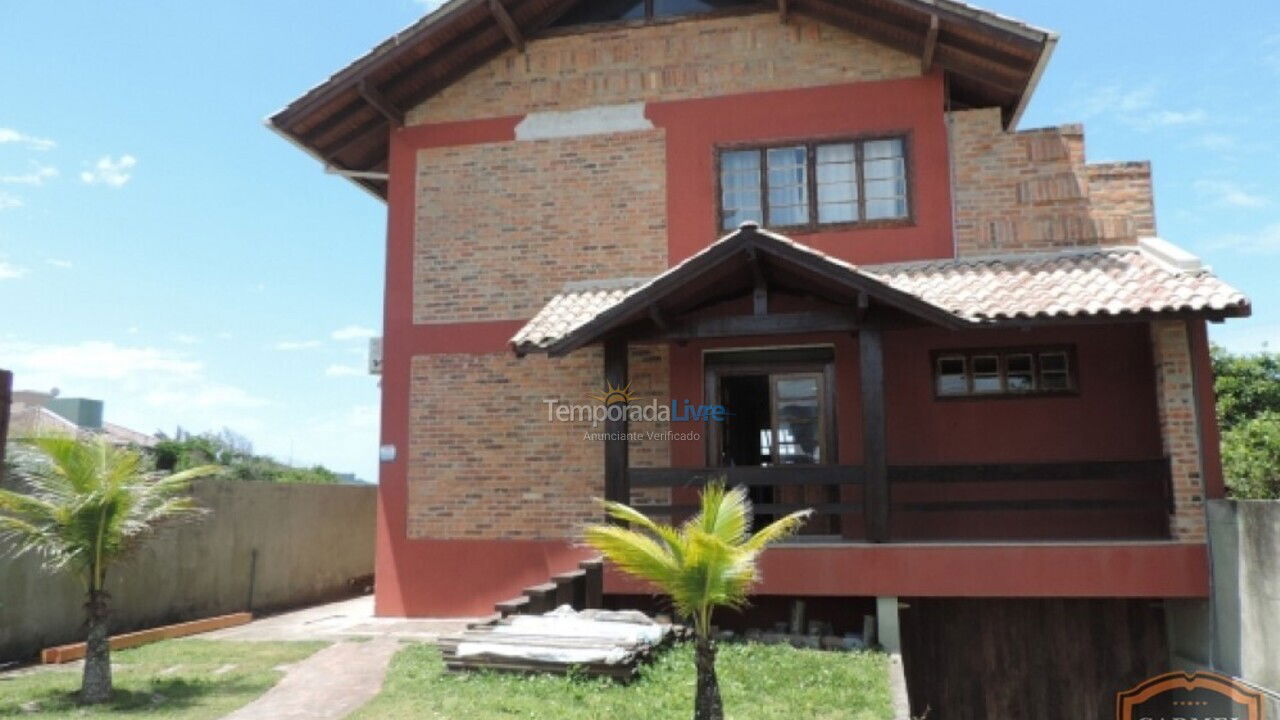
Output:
407,13,920,125
1150,319,1207,542
414,130,667,324
407,346,669,541
1088,162,1157,238
948,108,1155,255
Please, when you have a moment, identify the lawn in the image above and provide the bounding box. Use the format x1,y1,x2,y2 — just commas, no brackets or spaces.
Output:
350,641,892,720
0,639,326,719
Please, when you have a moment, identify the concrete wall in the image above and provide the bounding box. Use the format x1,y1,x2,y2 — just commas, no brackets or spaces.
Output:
1169,500,1280,713
0,480,375,662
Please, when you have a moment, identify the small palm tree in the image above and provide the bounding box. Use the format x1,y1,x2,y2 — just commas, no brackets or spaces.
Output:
0,436,218,704
585,482,810,720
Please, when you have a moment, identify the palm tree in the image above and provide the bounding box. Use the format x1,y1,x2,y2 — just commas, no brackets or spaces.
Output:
0,436,218,704
584,482,810,720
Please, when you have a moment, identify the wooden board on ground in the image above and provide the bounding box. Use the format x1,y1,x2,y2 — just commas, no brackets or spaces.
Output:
41,612,253,664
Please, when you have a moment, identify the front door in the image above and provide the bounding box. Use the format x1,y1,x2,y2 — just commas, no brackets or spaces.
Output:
707,349,838,536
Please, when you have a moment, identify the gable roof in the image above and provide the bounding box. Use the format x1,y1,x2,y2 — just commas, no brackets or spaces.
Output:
514,222,975,356
510,232,1250,354
269,0,1057,198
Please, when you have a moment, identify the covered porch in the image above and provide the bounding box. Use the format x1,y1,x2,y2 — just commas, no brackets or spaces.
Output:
512,224,1249,547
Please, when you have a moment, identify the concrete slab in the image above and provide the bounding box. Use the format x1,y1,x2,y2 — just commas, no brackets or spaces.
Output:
218,638,399,720
202,595,480,643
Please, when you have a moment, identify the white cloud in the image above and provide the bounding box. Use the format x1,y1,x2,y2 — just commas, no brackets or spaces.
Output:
173,333,201,345
1207,222,1280,254
1192,133,1239,152
46,258,72,269
0,261,28,279
0,340,267,412
1074,82,1207,130
274,339,322,351
0,128,55,151
0,191,23,211
1146,109,1207,127
325,364,364,377
331,324,378,341
0,162,58,186
80,155,136,187
1195,180,1269,209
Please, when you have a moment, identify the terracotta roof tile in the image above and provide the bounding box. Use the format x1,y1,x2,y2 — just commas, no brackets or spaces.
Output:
511,237,1249,352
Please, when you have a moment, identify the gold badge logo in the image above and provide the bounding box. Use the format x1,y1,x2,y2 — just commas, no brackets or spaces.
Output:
1117,671,1263,720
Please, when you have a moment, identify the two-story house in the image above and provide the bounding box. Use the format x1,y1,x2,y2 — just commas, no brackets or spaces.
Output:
271,1,1250,715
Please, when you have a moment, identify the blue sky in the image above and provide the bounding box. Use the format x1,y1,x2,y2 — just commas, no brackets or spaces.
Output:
1,0,1277,483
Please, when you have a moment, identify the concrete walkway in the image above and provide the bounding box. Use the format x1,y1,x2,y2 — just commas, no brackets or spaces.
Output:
204,595,479,643
219,638,399,720
205,595,484,719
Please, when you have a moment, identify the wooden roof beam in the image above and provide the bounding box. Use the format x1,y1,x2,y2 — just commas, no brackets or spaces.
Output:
921,14,939,73
357,80,405,128
488,0,525,52
778,0,789,24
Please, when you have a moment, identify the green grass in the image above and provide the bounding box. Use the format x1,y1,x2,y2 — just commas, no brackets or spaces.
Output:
0,639,326,719
350,641,892,720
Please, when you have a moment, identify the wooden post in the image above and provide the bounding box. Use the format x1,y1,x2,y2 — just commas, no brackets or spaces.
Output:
0,369,11,479
603,338,629,513
859,329,889,542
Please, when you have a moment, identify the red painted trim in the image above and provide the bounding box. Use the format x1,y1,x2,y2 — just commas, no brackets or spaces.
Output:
647,75,954,265
1188,319,1226,499
605,543,1211,598
404,321,528,354
397,115,519,148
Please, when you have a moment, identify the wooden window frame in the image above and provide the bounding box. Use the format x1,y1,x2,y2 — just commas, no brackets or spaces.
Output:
715,134,915,234
930,346,1080,400
704,357,838,468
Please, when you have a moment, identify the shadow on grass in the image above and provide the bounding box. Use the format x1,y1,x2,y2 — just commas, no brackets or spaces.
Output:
0,677,263,717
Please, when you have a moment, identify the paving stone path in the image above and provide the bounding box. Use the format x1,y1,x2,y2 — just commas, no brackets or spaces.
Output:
218,638,400,720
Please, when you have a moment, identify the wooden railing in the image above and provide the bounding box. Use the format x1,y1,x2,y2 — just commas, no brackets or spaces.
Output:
628,459,1173,542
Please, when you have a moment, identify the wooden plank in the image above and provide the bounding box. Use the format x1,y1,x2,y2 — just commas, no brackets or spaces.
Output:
580,558,603,609
41,612,251,664
658,311,860,341
488,0,525,52
603,338,629,513
355,80,404,128
921,14,939,73
887,459,1171,483
630,465,864,488
860,328,889,542
0,369,11,476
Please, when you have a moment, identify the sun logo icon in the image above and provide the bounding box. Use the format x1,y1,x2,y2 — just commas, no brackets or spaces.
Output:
589,381,635,406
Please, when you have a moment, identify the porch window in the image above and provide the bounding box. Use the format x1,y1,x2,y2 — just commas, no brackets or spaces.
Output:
934,347,1076,397
717,137,911,231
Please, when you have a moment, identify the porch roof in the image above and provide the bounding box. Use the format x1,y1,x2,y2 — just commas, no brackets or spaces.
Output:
510,230,1250,354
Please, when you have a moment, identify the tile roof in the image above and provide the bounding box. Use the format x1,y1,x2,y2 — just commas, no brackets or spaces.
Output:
863,246,1250,323
511,238,1249,353
510,278,649,352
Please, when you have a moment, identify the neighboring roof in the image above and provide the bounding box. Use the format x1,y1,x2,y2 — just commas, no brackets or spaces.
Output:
6,402,158,448
511,232,1250,353
7,402,81,440
270,0,1057,198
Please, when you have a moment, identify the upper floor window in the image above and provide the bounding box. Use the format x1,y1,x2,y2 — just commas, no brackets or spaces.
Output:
718,137,910,231
934,347,1076,398
552,0,757,27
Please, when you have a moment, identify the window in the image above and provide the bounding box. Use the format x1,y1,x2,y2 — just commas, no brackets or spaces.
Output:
552,0,756,27
933,348,1076,397
718,137,910,231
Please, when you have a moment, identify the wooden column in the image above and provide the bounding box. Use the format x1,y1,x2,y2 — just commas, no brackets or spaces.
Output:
0,370,11,480
603,338,629,512
860,329,889,542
